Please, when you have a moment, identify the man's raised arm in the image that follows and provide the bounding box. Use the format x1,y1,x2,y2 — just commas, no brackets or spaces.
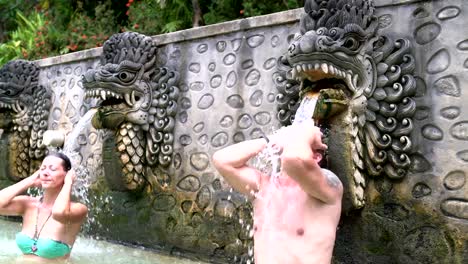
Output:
212,138,267,196
277,121,343,204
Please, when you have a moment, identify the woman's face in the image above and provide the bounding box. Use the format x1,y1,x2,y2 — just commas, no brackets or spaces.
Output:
39,156,67,189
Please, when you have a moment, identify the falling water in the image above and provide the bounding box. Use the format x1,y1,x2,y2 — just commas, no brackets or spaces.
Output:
62,108,97,155
253,93,320,180
26,110,97,198
292,94,318,126
249,92,320,192
60,109,98,219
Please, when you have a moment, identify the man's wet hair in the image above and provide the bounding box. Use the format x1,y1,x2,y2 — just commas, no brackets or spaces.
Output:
47,152,72,171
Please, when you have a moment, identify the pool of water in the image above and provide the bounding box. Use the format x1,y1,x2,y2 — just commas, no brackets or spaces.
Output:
0,218,208,264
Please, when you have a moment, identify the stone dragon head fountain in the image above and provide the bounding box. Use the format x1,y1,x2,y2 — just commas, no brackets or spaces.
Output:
275,0,417,211
0,60,51,181
82,32,180,192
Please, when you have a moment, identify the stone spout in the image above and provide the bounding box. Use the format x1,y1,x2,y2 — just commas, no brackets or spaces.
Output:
42,130,66,148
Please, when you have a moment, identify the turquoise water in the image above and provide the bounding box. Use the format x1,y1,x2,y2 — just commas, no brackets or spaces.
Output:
0,218,208,264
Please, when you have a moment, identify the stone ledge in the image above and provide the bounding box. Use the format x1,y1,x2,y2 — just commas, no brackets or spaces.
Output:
36,47,102,68
151,8,302,45
374,0,428,7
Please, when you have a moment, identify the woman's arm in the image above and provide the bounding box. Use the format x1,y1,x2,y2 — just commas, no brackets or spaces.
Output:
212,138,267,196
0,171,40,216
52,170,88,223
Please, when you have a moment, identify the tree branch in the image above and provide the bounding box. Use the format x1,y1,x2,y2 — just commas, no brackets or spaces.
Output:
191,0,205,27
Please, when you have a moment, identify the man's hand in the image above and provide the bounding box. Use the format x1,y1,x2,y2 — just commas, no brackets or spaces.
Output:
301,120,327,152
270,120,326,152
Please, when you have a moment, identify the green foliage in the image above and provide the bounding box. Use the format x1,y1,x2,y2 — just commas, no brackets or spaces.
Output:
202,0,243,25
0,0,120,65
0,0,303,67
0,10,46,65
125,0,193,35
62,0,118,52
242,0,302,17
0,0,38,43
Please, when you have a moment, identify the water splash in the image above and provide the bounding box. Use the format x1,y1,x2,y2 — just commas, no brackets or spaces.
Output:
292,95,318,126
253,142,283,180
240,94,320,263
0,218,207,264
251,94,319,182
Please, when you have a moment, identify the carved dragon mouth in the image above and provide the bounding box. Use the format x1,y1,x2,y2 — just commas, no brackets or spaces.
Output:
0,101,26,114
85,88,141,110
0,101,28,130
289,59,363,125
291,60,360,95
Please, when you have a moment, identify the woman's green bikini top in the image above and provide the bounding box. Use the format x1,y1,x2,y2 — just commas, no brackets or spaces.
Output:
16,232,71,259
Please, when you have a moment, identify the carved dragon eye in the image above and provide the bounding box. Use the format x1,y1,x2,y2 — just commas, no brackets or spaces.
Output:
343,37,360,51
288,44,296,54
118,71,136,83
3,88,19,96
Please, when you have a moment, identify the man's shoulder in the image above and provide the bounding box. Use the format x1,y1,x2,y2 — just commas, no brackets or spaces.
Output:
321,168,340,182
320,168,343,194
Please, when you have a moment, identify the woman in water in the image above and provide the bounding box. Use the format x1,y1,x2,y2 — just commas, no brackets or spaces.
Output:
0,152,88,261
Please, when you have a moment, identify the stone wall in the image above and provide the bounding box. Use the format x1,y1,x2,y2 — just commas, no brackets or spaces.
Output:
334,0,468,263
1,0,467,263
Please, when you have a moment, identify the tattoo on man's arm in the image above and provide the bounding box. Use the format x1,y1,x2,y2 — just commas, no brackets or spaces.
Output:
323,169,341,188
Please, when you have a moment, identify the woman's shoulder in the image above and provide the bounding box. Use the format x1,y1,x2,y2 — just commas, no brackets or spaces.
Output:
70,200,88,209
70,200,86,206
11,196,41,214
70,201,88,215
19,195,40,207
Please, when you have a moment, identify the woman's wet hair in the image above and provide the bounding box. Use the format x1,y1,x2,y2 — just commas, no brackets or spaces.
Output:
47,152,72,171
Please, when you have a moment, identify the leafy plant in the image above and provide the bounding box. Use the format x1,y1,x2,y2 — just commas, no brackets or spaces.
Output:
202,0,243,25
0,1,120,65
62,0,119,53
0,0,38,43
125,0,193,35
242,0,302,17
0,0,304,67
0,10,47,64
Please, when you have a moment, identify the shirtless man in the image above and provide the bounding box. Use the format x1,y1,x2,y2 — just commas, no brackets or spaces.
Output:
212,120,343,264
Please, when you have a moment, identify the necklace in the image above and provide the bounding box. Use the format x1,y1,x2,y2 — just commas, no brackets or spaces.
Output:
31,198,52,253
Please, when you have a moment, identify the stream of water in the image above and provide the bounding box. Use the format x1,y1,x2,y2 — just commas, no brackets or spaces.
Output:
292,95,318,126
62,109,97,155
65,109,97,197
